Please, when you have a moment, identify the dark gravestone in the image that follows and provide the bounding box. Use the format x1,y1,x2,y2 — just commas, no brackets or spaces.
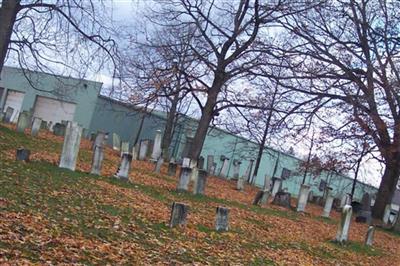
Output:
169,202,189,227
356,193,372,224
215,206,229,231
198,156,205,170
312,196,324,206
168,162,178,176
40,120,48,129
53,123,66,136
3,106,14,123
16,148,30,162
272,191,292,209
193,169,207,195
253,190,270,206
333,198,341,211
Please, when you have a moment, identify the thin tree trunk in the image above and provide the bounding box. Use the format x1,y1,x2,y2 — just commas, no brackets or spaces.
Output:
372,161,400,219
133,112,146,146
0,0,19,75
162,93,179,161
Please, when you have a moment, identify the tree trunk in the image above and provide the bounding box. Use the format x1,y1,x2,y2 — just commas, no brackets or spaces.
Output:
188,87,220,161
372,161,400,219
133,112,147,146
162,93,179,161
0,0,19,75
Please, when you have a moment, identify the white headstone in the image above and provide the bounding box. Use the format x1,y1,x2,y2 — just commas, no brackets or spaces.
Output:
365,226,375,246
59,121,82,171
121,141,130,156
335,205,352,243
151,130,162,160
31,117,42,137
296,184,311,212
112,133,121,151
322,193,335,218
139,140,149,160
219,158,230,178
271,178,282,197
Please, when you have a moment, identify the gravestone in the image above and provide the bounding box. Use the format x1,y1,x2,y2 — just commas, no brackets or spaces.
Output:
253,190,270,206
115,153,133,180
322,192,335,218
59,122,82,171
210,162,217,175
263,175,272,191
393,213,400,232
138,140,149,160
219,157,230,178
168,162,177,176
121,141,130,156
232,160,241,180
112,133,121,151
272,191,292,209
154,157,164,174
16,148,30,162
297,184,311,212
48,121,53,131
383,204,392,224
215,207,229,231
308,191,314,202
193,169,207,195
244,160,254,182
198,156,205,170
181,136,194,158
182,157,191,168
169,202,189,227
31,117,42,137
356,193,372,224
271,178,282,197
90,131,106,175
335,205,352,243
207,155,214,173
177,167,192,191
365,226,375,246
53,123,66,136
131,143,139,160
16,111,30,133
237,176,245,191
340,194,351,209
151,130,163,160
3,106,14,123
40,120,48,130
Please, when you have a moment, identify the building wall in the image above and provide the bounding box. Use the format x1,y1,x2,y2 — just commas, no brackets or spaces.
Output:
0,66,102,129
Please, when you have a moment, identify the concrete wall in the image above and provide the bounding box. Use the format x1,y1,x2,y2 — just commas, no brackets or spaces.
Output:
0,66,102,129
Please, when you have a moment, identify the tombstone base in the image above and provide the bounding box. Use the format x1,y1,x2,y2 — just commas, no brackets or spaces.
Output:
272,191,292,209
16,149,30,162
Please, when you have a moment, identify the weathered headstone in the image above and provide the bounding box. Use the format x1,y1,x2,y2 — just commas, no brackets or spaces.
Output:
297,184,311,212
210,162,217,175
112,133,121,151
177,167,192,191
244,159,254,182
207,155,214,173
365,226,375,246
237,176,245,191
40,120,48,130
181,136,194,158
115,153,133,179
383,204,392,224
154,157,164,174
168,162,177,176
59,121,82,171
53,123,66,136
263,175,272,191
3,106,14,123
308,190,314,202
215,206,229,231
16,111,30,133
138,140,149,160
272,191,292,208
182,157,191,168
193,169,207,195
335,205,352,243
356,193,372,224
16,148,30,162
151,130,163,160
340,193,351,209
198,156,205,170
232,160,241,180
271,178,282,197
31,117,42,137
393,213,400,232
121,141,130,156
219,157,230,178
322,192,335,218
169,202,189,227
253,190,270,206
131,143,139,160
90,131,106,175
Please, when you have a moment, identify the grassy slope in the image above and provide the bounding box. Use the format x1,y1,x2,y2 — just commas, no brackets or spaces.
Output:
0,124,399,265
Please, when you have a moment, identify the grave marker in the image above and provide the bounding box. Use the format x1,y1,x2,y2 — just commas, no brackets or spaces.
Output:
16,111,30,133
31,117,42,137
177,167,192,191
16,148,30,162
59,121,82,171
151,130,163,160
193,169,207,195
215,207,229,231
335,205,352,243
365,226,375,246
169,202,189,227
115,153,133,180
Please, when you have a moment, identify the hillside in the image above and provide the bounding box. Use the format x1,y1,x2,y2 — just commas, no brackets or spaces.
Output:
0,124,399,265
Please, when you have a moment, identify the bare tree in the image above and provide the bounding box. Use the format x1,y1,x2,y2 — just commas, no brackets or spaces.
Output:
272,0,400,218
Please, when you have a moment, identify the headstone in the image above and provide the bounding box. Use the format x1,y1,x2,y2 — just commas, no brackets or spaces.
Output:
271,178,282,197
198,156,205,170
93,131,107,149
210,162,217,175
48,121,53,131
322,193,335,218
365,226,375,246
121,141,130,156
340,194,351,209
237,176,245,191
169,202,189,227
297,184,311,212
115,153,133,179
177,167,192,191
356,193,372,224
16,111,30,133
132,143,139,160
138,140,149,160
181,136,194,158
308,190,314,202
154,157,164,174
263,175,272,191
3,106,14,123
215,206,229,231
393,213,400,232
168,162,178,176
207,155,214,173
182,157,191,168
90,132,106,175
272,191,292,208
40,120,48,130
59,122,82,171
383,204,392,224
31,117,42,137
16,148,30,162
112,133,121,151
253,190,270,206
193,169,207,195
232,160,241,180
151,130,163,160
244,160,254,182
335,205,352,243
219,157,230,178
53,123,66,136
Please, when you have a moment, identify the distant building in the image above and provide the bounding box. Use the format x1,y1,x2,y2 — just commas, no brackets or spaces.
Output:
0,66,378,200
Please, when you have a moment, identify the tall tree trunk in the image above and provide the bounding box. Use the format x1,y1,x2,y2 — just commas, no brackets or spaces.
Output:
188,87,220,161
162,93,179,161
133,112,146,146
0,0,19,75
372,160,400,219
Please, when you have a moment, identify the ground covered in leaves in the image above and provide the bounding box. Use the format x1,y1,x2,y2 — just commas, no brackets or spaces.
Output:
0,124,399,265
